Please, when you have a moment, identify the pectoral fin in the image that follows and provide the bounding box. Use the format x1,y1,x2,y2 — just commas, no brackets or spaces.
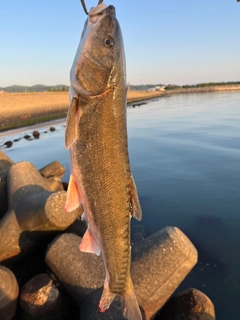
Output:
65,174,82,212
79,229,101,256
130,174,142,221
65,97,79,149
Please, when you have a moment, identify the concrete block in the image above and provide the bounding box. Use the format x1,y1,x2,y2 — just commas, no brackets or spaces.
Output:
46,227,197,319
0,161,81,263
0,150,14,174
0,151,14,218
0,265,19,320
45,233,104,303
20,274,70,320
158,288,216,320
39,160,65,182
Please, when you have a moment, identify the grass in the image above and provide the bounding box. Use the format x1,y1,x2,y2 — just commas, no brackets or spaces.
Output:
0,91,165,132
0,113,67,132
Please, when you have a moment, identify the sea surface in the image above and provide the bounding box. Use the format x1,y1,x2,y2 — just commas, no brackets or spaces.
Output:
1,91,240,319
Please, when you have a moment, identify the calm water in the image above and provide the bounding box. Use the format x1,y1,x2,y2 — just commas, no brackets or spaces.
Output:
1,91,240,319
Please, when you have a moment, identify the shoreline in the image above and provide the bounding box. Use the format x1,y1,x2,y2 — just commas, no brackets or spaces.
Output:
0,91,164,132
165,84,240,94
1,86,240,132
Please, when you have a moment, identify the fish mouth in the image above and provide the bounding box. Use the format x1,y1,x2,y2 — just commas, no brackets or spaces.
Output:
89,4,116,18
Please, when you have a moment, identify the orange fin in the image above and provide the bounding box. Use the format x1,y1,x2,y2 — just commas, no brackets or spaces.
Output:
130,174,142,221
65,97,78,149
79,229,101,256
65,174,81,212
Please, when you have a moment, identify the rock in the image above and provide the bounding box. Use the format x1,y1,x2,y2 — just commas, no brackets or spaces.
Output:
4,141,13,148
158,288,216,320
0,161,81,264
24,135,31,140
32,130,40,139
39,161,65,181
0,265,19,320
46,227,197,319
49,127,56,132
20,274,70,320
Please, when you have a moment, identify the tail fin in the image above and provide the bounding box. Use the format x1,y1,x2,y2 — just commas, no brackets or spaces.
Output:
99,279,142,320
123,292,143,320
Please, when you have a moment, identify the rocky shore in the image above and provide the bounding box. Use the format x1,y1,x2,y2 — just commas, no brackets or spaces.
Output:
0,150,216,320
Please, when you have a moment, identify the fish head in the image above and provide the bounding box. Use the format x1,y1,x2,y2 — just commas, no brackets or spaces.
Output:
70,4,126,97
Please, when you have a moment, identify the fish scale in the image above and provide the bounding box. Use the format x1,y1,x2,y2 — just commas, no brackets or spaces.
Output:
65,4,142,319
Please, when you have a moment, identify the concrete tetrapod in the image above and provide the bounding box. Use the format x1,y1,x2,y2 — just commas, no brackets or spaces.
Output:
158,288,216,320
20,274,72,320
0,151,14,218
0,161,81,264
0,265,19,320
0,151,65,219
45,226,198,320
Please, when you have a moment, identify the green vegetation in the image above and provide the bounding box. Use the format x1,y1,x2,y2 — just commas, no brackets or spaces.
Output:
0,85,69,93
165,81,240,90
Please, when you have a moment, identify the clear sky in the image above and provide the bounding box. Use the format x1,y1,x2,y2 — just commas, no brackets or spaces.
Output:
0,0,239,87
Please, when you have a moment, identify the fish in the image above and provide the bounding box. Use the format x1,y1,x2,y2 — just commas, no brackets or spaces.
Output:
65,3,143,320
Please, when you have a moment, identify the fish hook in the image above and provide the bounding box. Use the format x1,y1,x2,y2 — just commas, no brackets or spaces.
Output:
80,0,104,15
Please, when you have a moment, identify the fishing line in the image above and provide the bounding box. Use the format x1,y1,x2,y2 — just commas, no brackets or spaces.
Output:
80,0,104,15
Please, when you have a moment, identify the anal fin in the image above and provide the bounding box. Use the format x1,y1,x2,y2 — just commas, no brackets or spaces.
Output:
65,174,82,212
79,229,101,256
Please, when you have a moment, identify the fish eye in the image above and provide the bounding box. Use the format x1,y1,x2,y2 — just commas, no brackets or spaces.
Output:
104,38,114,47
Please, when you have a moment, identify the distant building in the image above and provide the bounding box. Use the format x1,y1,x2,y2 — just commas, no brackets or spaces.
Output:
148,86,165,92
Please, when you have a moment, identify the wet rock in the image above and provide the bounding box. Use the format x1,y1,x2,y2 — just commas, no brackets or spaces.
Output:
24,135,31,140
39,161,65,181
0,161,81,264
0,265,19,320
32,130,40,139
49,127,56,132
20,274,69,320
158,288,216,320
4,141,13,148
46,227,197,319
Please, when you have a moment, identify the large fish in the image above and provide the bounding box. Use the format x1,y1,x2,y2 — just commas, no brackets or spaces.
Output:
65,3,143,320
